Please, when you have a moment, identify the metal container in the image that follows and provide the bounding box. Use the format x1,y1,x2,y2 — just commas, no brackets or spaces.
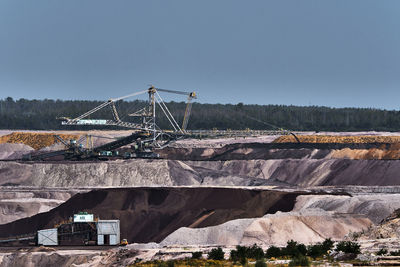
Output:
96,220,120,245
37,228,58,246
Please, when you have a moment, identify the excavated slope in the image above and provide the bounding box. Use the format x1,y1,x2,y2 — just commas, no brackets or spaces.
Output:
187,159,400,186
359,209,400,240
0,160,283,187
274,135,400,144
0,132,80,150
0,143,34,160
0,189,83,224
0,160,173,187
293,194,400,224
3,157,400,187
0,187,307,243
161,193,400,246
161,210,372,247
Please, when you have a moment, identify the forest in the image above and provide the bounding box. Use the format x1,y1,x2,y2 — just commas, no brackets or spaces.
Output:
1,97,400,131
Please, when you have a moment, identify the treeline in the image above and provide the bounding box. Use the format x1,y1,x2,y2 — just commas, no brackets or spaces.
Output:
1,97,400,131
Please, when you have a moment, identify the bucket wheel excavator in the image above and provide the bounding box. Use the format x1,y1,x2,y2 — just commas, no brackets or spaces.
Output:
23,86,196,161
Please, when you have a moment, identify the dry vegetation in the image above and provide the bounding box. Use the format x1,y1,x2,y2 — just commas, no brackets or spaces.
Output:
0,132,80,150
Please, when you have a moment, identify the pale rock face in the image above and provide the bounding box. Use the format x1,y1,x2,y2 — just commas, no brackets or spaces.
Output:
160,218,254,246
0,190,80,224
160,210,372,247
241,211,371,246
293,194,400,224
5,157,400,188
0,160,173,187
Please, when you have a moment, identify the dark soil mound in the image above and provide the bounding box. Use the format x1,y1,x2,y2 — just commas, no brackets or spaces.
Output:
0,187,306,243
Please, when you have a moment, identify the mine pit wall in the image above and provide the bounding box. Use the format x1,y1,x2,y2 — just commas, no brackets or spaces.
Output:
0,160,174,187
158,142,398,161
0,188,86,224
4,187,398,248
3,157,400,188
0,188,313,243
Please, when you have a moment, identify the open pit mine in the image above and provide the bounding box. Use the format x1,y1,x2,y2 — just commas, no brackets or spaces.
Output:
2,131,400,266
2,89,400,266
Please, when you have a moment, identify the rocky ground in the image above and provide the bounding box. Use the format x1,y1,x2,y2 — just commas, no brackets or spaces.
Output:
1,130,400,266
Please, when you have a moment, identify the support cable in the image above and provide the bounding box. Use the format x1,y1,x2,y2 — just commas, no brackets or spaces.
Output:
155,96,178,132
155,91,183,133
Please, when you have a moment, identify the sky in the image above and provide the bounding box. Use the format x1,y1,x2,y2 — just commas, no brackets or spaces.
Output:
0,0,399,109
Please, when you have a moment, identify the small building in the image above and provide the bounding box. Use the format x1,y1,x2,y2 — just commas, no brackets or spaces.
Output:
36,213,120,246
97,220,120,245
37,228,58,246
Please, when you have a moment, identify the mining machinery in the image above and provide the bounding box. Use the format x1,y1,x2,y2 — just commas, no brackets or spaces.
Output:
23,86,196,161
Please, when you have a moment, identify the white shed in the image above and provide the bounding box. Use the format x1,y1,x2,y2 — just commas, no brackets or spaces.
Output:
37,228,58,246
96,220,120,245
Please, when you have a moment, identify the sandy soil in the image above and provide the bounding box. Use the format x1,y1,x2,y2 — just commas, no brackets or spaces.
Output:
0,187,309,243
1,130,400,266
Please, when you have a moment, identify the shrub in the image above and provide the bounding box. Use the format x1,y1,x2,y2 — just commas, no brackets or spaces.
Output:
191,251,202,259
307,238,335,259
230,244,264,262
377,248,388,256
247,244,265,260
282,240,307,257
230,249,239,262
235,245,248,260
207,247,225,260
390,250,400,256
230,246,245,262
265,246,282,259
307,244,326,259
255,259,267,267
322,238,334,251
335,241,361,254
289,255,310,266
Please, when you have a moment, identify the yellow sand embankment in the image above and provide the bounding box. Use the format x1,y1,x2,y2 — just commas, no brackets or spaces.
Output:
0,132,80,150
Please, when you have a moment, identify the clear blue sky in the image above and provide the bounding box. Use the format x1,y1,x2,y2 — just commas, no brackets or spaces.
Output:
0,0,399,109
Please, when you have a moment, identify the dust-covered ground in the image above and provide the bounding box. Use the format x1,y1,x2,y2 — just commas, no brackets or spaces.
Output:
2,130,400,266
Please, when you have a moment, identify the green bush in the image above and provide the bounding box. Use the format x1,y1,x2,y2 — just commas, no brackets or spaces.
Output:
289,255,310,266
307,244,326,259
282,240,307,257
247,244,265,260
255,259,267,267
239,257,247,266
207,247,225,260
230,244,264,262
377,248,388,256
265,245,282,258
191,251,202,259
335,241,361,254
322,238,334,251
230,249,239,262
390,250,400,256
307,238,335,258
235,245,248,260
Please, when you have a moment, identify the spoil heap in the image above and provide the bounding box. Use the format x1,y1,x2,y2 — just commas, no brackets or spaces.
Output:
0,187,307,243
359,209,400,240
0,132,80,150
274,135,400,144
